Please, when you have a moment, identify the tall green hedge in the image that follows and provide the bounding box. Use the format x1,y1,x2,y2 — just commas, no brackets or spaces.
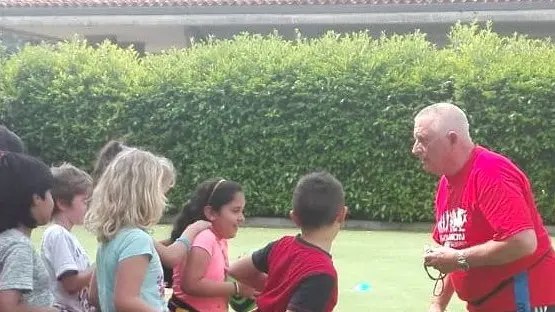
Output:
1,23,555,223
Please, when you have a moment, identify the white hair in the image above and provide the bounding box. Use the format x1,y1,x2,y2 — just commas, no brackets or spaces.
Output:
415,102,472,142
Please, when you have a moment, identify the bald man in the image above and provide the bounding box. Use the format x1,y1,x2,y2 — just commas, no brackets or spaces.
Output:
412,103,555,312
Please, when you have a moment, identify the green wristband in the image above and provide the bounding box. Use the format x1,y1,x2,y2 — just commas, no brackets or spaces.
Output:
176,236,191,251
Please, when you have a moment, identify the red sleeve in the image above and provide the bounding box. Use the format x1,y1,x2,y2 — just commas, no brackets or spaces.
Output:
251,241,276,274
476,172,534,241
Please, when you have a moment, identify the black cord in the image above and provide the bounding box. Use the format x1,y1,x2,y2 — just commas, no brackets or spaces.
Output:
424,264,447,296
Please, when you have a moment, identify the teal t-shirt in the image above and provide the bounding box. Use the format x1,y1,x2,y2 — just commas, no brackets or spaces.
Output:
95,228,167,312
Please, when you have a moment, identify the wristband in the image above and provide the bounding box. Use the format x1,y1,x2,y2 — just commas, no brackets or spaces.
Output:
233,281,240,295
176,236,191,251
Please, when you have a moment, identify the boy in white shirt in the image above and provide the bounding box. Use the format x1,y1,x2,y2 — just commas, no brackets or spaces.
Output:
41,163,94,312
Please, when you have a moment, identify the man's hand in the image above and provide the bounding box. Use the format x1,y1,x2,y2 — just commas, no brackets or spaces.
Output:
424,246,460,274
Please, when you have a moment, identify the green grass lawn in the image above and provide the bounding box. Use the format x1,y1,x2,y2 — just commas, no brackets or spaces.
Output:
32,226,471,312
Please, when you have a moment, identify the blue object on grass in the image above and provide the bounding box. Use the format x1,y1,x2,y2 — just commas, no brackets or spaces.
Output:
353,282,371,292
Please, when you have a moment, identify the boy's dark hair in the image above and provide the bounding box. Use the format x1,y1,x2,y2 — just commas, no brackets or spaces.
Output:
92,140,129,184
292,171,345,230
163,178,243,286
51,163,93,215
0,125,25,153
0,152,54,232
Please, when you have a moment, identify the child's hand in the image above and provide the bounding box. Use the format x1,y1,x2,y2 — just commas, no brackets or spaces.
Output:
237,282,260,299
183,220,212,238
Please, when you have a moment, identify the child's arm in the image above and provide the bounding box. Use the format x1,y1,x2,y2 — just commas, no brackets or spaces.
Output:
227,256,267,291
155,220,211,268
180,237,258,299
158,239,171,246
228,241,274,290
43,227,94,295
0,244,57,312
114,255,157,312
181,246,237,297
0,290,57,312
87,268,100,311
58,268,94,294
113,230,162,312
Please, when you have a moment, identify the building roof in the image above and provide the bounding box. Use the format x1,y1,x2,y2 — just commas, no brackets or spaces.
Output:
1,0,552,7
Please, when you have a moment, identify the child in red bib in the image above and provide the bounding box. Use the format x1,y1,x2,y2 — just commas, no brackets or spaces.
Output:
229,171,346,312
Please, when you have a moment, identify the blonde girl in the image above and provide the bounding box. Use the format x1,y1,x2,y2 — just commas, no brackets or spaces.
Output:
89,140,204,272
85,149,207,312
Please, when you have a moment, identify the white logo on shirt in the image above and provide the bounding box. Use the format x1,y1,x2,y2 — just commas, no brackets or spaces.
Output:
437,208,468,248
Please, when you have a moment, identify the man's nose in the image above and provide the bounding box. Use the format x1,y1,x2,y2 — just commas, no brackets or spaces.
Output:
412,141,421,156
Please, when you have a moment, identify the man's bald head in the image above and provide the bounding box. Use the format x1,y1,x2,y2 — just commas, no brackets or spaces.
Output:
414,102,472,144
412,103,475,176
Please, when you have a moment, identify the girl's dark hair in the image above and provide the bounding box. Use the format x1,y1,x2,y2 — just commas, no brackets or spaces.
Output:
0,152,54,232
91,140,129,184
0,125,25,153
163,178,243,286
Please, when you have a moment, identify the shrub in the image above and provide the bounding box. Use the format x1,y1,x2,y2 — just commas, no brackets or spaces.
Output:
2,23,555,223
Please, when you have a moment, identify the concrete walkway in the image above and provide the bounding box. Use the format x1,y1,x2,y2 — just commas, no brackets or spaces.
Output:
161,215,555,235
242,217,434,232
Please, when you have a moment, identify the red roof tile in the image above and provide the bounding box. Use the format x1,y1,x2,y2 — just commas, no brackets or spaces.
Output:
0,0,551,7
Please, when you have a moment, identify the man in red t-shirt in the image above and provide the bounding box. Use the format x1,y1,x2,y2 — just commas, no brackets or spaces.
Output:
228,171,346,312
412,103,555,312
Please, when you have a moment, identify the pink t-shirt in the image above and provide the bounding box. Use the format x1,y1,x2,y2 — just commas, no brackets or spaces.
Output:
172,229,229,312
